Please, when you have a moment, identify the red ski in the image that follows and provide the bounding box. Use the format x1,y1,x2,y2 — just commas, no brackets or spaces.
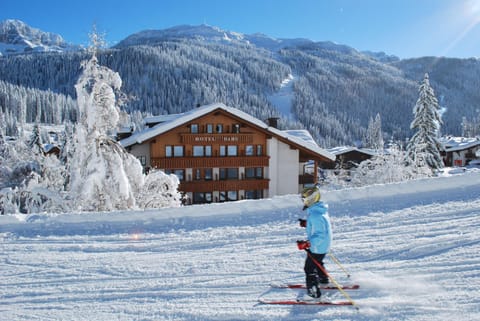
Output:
258,298,353,306
271,283,360,290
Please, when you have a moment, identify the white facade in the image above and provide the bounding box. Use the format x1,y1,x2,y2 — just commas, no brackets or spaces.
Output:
267,137,300,196
127,143,150,168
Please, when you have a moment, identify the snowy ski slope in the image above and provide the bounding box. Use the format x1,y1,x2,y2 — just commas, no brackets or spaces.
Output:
1,171,479,320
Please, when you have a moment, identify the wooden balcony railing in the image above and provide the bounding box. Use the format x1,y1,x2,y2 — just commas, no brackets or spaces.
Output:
151,156,269,169
179,179,269,193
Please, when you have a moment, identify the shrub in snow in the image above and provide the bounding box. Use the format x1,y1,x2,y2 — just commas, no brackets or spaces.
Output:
137,170,182,209
351,146,431,186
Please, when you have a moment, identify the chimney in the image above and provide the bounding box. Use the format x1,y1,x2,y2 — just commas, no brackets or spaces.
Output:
266,117,279,128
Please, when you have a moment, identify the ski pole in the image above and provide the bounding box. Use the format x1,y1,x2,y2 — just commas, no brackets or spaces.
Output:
328,252,351,278
305,250,359,310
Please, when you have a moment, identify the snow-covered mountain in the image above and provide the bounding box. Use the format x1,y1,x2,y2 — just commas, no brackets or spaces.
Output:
114,24,351,53
1,171,479,320
2,20,480,146
0,19,79,56
115,24,248,47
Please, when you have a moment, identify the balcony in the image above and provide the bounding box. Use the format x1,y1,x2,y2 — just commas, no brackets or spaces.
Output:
151,156,270,169
179,179,269,193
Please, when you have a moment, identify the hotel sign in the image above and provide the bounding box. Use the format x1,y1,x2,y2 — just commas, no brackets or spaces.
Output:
181,133,253,144
194,136,239,142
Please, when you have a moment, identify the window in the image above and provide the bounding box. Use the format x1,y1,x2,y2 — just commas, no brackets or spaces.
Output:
174,169,184,181
206,124,213,133
227,191,237,201
193,146,204,157
193,192,213,204
220,168,238,180
216,124,223,133
219,168,226,180
195,169,201,180
205,193,213,202
219,191,226,202
174,146,184,157
245,167,263,179
245,190,263,199
166,169,185,181
219,191,237,201
204,168,213,180
193,146,212,157
205,145,212,157
257,145,263,156
166,146,184,157
245,145,254,156
227,145,237,156
191,124,199,133
227,168,238,179
245,168,255,178
221,145,237,156
137,155,146,166
232,123,240,133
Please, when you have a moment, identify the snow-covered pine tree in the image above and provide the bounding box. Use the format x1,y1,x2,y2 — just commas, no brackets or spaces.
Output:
406,73,444,171
28,122,43,155
364,113,384,151
68,28,181,211
69,30,141,211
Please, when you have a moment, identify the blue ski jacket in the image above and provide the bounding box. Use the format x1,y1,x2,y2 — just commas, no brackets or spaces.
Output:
306,201,332,254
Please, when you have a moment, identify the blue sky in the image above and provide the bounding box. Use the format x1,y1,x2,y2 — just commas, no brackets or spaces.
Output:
2,0,480,59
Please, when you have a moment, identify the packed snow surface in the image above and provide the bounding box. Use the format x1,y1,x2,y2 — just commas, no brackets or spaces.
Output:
1,172,480,320
267,74,295,120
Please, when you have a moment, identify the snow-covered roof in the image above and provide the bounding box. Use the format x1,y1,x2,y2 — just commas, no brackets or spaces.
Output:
43,143,60,154
327,146,377,157
439,136,480,152
283,129,316,145
120,103,335,161
144,114,181,125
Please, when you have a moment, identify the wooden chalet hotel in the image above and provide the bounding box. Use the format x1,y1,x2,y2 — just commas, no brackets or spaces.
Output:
119,103,335,205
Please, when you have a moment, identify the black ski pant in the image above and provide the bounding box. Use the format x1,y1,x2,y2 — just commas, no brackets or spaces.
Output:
304,252,328,295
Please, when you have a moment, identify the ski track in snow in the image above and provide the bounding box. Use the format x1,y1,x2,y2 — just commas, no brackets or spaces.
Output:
267,74,295,120
1,172,480,320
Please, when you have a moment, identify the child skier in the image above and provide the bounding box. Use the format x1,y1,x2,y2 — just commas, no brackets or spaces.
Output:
297,185,332,299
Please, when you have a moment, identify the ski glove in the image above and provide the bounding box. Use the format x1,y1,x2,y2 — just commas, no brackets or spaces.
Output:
298,219,307,228
296,240,311,250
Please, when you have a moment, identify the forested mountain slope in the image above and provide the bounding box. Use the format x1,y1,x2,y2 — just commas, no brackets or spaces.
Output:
1,23,479,147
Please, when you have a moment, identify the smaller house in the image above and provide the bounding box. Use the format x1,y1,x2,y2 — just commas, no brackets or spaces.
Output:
439,137,480,167
327,146,377,170
43,144,60,156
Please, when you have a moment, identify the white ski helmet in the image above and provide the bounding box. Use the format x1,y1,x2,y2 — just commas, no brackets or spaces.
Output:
301,186,321,209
